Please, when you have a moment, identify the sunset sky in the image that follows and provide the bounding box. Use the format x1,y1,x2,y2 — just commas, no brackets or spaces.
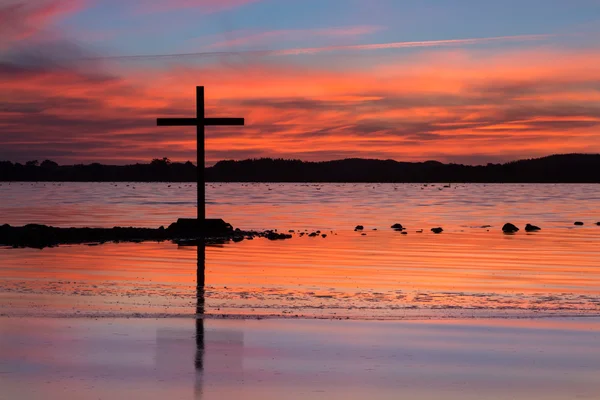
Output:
1,0,600,165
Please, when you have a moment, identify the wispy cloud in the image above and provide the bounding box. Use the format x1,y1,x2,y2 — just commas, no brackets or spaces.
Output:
140,0,260,14
85,33,554,61
0,0,84,46
274,34,554,55
206,25,383,49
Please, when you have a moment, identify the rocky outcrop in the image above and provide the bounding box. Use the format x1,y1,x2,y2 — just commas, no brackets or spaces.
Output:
0,219,291,249
431,227,443,234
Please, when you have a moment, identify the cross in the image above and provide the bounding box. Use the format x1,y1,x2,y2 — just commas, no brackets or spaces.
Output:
156,86,244,288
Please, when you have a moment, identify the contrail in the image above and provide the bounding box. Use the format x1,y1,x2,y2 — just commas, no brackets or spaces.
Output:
274,34,553,55
81,33,553,61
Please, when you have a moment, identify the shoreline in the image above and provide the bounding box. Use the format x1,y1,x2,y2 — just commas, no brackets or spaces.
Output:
3,304,600,321
2,219,598,249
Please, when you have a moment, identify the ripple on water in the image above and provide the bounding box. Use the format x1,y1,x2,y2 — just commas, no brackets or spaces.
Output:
1,183,600,319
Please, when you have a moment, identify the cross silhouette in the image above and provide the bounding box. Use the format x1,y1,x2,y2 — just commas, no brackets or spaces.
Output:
157,86,245,287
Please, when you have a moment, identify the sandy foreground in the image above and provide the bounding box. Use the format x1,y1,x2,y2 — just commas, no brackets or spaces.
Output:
0,317,599,400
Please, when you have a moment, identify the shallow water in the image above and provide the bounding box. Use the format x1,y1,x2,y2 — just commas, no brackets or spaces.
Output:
0,183,599,318
2,317,600,400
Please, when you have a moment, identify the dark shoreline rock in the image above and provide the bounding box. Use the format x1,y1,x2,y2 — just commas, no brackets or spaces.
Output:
525,224,541,232
574,221,584,226
0,218,292,249
502,223,519,233
431,227,443,234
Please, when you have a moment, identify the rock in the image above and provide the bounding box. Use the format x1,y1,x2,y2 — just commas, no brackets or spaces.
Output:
525,224,541,232
480,225,492,228
416,229,423,233
288,230,295,233
316,230,321,234
232,236,244,243
354,225,364,231
299,232,305,237
308,232,318,237
167,218,234,236
401,231,408,235
361,233,367,236
391,223,403,230
574,221,584,226
266,232,292,241
431,227,443,234
596,222,600,226
321,234,327,238
502,223,519,233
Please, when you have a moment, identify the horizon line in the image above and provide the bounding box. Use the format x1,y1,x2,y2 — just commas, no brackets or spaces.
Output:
3,153,598,168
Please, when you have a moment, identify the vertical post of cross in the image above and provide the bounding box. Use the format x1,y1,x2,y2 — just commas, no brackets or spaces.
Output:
196,86,205,288
156,86,245,300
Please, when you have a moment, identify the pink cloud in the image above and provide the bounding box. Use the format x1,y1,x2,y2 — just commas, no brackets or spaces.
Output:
0,0,84,45
141,0,260,14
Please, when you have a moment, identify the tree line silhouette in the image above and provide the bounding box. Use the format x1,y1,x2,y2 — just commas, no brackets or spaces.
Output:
1,154,599,183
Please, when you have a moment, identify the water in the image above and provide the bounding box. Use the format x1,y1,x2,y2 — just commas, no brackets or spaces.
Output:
1,182,599,318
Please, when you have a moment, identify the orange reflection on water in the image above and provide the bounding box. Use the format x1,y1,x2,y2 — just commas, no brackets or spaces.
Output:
1,226,599,318
1,183,600,318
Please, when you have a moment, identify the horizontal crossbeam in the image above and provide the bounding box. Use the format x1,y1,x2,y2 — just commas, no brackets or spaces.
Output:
157,118,245,127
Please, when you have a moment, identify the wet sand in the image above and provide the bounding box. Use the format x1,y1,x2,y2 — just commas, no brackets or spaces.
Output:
1,316,600,400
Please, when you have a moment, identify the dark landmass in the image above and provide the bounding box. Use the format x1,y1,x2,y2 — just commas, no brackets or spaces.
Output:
1,154,600,183
0,218,292,249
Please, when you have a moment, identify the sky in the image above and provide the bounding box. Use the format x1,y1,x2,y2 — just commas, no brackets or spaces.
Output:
1,0,600,165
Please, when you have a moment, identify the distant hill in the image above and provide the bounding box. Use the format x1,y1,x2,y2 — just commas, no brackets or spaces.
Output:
1,154,600,183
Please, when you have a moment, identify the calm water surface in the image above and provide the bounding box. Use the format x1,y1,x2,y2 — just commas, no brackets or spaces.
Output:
0,182,599,318
3,317,600,400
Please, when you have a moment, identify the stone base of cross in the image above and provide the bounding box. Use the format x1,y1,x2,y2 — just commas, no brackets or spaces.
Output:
157,86,245,287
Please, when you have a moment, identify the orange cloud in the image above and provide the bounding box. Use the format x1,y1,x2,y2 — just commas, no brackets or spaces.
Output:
2,45,600,165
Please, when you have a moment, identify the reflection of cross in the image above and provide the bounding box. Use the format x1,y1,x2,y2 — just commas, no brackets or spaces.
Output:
157,86,244,287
